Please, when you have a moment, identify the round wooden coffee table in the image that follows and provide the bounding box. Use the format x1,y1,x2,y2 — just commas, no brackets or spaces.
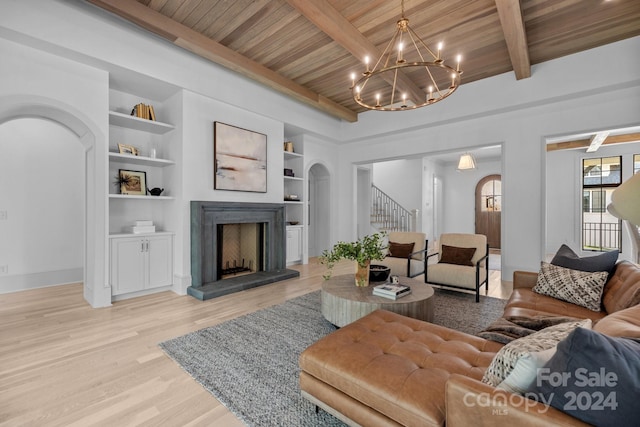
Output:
321,274,434,327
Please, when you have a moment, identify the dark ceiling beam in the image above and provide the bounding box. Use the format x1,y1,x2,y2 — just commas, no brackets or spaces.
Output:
285,0,426,105
87,0,358,122
495,0,531,80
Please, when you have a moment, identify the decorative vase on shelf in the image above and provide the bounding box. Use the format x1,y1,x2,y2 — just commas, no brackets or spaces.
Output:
355,260,371,287
147,187,164,196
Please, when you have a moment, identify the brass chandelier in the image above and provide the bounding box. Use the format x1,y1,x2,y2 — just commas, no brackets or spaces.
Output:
350,0,462,111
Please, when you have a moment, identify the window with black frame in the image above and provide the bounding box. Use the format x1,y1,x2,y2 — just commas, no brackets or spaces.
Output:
582,156,622,251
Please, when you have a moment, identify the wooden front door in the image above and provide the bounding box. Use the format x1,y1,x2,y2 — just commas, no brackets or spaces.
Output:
475,175,501,249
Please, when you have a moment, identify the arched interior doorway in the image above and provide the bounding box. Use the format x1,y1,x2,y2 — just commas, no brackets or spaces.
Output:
475,174,502,249
0,118,84,291
308,162,330,258
0,96,108,307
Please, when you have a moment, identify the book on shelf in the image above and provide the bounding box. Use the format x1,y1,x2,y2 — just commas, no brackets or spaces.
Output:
135,220,153,227
130,103,156,121
132,225,156,234
372,283,411,300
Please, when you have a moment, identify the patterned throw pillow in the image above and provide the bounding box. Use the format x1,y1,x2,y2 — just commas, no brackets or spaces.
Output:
481,319,592,387
533,262,608,311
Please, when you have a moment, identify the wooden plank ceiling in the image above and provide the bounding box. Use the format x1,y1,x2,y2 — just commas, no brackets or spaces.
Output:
87,0,640,122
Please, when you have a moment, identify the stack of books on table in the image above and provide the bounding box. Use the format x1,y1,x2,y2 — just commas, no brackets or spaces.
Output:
373,283,412,300
132,220,155,234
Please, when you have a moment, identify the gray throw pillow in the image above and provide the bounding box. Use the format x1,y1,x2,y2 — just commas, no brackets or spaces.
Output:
551,244,618,276
525,327,640,427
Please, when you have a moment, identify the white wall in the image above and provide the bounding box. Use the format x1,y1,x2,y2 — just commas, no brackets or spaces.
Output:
0,119,83,292
546,142,640,261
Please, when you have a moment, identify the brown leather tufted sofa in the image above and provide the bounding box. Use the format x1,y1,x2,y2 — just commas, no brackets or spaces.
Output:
299,261,640,427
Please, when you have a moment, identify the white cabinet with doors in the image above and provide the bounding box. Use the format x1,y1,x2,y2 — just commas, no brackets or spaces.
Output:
109,232,174,296
286,226,303,264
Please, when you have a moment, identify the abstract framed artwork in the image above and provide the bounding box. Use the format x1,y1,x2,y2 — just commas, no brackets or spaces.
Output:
118,169,147,196
214,122,267,193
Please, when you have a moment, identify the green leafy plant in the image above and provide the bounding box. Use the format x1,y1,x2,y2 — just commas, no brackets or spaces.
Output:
320,232,388,282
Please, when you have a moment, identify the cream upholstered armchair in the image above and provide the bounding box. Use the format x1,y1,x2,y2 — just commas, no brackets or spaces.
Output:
377,231,428,280
425,233,489,302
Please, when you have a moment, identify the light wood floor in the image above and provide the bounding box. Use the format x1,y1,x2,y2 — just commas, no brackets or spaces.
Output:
0,259,511,426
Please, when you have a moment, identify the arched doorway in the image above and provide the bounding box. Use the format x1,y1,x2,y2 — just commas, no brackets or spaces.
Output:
0,118,83,290
0,96,108,307
475,174,502,249
308,162,330,258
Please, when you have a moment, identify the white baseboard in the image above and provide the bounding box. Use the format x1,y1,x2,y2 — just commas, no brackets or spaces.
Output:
172,273,191,295
0,268,83,294
111,285,173,301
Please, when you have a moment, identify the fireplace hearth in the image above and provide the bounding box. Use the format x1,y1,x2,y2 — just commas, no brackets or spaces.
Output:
189,201,299,300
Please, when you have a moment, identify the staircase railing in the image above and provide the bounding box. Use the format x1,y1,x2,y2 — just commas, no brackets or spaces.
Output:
371,184,416,232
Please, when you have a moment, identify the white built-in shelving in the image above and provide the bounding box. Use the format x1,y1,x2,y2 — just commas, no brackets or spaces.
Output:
107,94,177,299
108,111,174,134
284,144,305,265
109,152,175,167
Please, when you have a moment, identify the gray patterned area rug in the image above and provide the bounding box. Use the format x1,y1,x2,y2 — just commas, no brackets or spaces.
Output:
159,289,506,427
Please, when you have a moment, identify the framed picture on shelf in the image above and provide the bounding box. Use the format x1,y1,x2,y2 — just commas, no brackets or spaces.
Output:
118,143,139,156
118,169,146,196
214,121,267,193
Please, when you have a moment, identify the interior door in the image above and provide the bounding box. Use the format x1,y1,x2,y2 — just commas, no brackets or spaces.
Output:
475,175,502,249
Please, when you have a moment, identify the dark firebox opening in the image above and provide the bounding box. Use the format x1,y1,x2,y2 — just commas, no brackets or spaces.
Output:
216,223,265,280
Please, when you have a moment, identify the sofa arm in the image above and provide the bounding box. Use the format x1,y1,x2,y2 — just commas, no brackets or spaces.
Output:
513,270,539,289
446,374,590,427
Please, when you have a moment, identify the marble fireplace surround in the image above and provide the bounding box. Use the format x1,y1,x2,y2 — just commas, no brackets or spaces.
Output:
189,201,299,300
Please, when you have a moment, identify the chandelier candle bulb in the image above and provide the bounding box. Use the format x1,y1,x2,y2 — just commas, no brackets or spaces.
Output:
437,42,443,62
364,56,370,74
456,54,462,72
350,72,356,88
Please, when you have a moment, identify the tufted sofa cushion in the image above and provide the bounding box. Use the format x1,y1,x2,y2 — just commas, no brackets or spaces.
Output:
299,309,502,427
